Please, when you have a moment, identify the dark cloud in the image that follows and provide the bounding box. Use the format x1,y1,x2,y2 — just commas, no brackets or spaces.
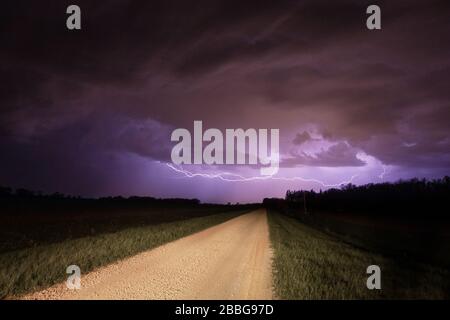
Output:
292,131,316,145
283,142,366,167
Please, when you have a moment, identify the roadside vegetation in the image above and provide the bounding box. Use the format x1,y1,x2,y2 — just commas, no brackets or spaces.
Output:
0,187,257,253
267,211,450,299
0,210,245,298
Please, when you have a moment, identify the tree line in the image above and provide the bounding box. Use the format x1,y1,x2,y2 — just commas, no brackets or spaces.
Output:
264,177,450,219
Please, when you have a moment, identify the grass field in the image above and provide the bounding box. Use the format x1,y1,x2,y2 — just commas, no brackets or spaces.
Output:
296,211,450,268
0,210,244,298
0,202,253,253
267,211,450,299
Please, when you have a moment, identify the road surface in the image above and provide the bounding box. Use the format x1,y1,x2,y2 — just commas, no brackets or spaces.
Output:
22,209,273,300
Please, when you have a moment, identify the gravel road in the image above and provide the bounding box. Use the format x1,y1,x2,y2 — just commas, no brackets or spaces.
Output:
22,209,273,300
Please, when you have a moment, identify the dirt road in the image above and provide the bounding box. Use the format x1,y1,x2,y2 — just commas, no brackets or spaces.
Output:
23,209,273,300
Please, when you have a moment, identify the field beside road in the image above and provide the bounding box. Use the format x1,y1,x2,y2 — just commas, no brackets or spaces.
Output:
295,211,450,268
0,197,255,254
1,209,248,299
268,211,450,299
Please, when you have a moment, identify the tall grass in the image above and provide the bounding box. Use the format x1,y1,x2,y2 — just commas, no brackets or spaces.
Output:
0,210,243,298
268,211,450,299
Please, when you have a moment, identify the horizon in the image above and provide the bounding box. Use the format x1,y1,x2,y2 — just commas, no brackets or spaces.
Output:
2,175,449,205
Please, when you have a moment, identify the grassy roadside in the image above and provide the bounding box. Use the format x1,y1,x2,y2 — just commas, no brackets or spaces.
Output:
267,211,450,299
0,210,245,298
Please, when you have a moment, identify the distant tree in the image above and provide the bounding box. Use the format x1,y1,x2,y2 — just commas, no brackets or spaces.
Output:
50,192,66,199
0,186,13,197
15,188,35,198
281,177,450,218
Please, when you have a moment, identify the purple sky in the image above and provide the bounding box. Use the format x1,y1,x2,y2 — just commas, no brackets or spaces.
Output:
1,0,450,203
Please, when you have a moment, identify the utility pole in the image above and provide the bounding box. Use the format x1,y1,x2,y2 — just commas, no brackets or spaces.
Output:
303,191,307,215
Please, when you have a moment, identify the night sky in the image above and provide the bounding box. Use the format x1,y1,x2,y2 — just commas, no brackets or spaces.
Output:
1,0,450,203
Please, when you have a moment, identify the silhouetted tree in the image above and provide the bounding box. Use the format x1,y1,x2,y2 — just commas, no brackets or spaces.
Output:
279,177,450,218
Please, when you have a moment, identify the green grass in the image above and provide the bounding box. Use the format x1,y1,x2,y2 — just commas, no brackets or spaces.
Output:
267,211,450,299
296,211,450,268
0,204,252,253
0,210,244,298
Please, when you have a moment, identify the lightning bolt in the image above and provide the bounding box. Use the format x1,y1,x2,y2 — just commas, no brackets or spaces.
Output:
165,163,358,188
379,164,389,180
